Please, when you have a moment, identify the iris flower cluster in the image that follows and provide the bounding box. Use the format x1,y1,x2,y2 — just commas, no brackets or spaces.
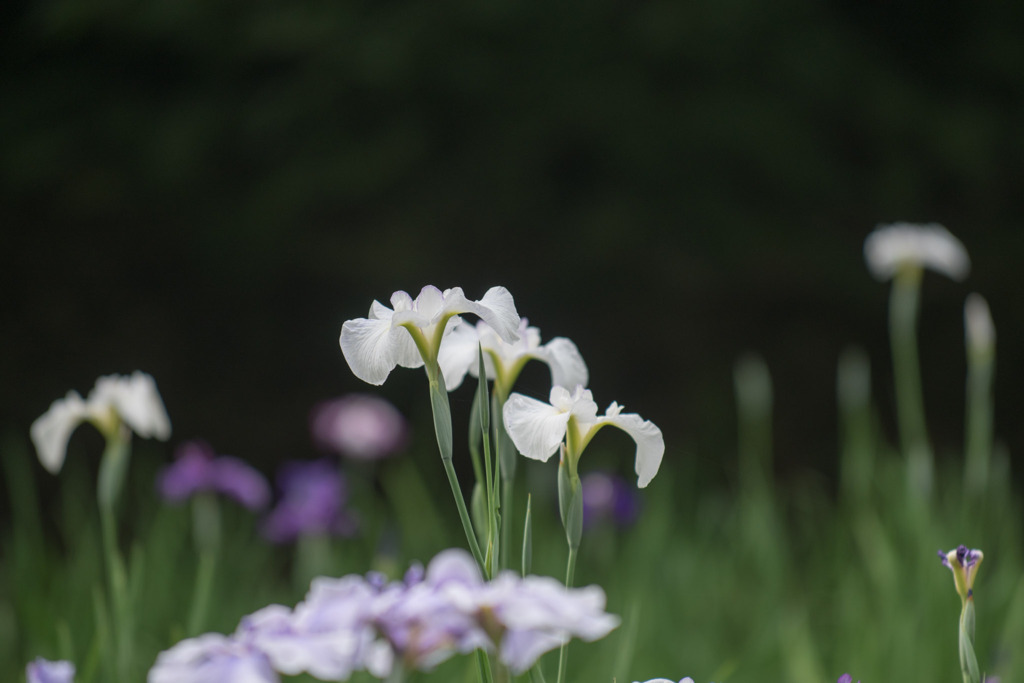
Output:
148,548,619,682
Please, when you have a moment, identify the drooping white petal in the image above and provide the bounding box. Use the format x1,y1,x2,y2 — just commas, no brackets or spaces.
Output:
30,391,89,473
340,316,405,386
503,393,571,462
863,223,970,281
594,404,665,488
535,337,589,390
91,372,171,441
436,320,481,391
473,287,521,343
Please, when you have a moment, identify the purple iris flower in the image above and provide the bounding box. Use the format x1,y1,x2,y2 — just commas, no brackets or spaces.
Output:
147,634,278,683
310,394,408,461
581,471,640,529
938,544,984,599
938,545,983,571
26,658,75,683
478,572,621,672
261,459,357,543
152,548,619,681
157,440,270,510
240,579,388,680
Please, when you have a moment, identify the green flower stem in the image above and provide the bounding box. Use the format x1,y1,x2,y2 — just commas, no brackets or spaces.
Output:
99,502,130,681
476,648,495,683
495,393,516,571
501,476,514,570
837,346,874,504
186,547,217,637
555,546,578,683
959,598,981,683
97,436,133,682
889,268,933,496
964,343,995,497
441,457,487,574
186,493,221,636
385,661,406,683
429,366,487,574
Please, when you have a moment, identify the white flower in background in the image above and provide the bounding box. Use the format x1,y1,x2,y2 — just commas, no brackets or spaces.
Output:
339,286,521,386
437,318,589,395
30,371,172,474
502,385,664,488
964,293,995,356
863,222,970,281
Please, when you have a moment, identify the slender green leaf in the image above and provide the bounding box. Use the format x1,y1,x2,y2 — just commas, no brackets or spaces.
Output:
521,494,532,577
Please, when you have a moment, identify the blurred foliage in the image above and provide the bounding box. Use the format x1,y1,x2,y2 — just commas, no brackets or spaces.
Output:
3,0,1024,486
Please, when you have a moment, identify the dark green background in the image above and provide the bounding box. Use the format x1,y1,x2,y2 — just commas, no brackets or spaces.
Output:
4,0,1024,491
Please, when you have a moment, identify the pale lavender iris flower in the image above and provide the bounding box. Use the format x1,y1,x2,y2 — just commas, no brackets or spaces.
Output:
223,548,616,679
158,440,270,510
147,634,278,683
310,394,408,461
26,658,75,683
261,460,356,543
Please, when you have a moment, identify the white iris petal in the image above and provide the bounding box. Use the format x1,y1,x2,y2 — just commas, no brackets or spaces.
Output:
30,372,171,474
340,316,409,386
30,391,89,474
503,388,664,488
537,337,589,391
864,222,970,281
502,393,571,462
595,404,665,488
436,321,481,391
340,286,521,387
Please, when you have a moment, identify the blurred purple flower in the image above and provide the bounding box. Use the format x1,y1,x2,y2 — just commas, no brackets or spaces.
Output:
241,580,388,680
157,440,270,510
147,633,278,683
26,658,75,683
310,394,408,461
233,548,617,679
581,471,640,529
420,548,619,674
261,459,357,543
837,675,860,683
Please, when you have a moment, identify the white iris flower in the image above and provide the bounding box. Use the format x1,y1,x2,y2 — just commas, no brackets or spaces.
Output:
502,386,664,488
863,222,970,281
437,318,588,396
31,371,172,474
339,286,521,387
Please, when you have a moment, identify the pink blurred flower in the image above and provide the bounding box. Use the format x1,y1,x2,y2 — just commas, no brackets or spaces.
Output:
310,395,408,461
